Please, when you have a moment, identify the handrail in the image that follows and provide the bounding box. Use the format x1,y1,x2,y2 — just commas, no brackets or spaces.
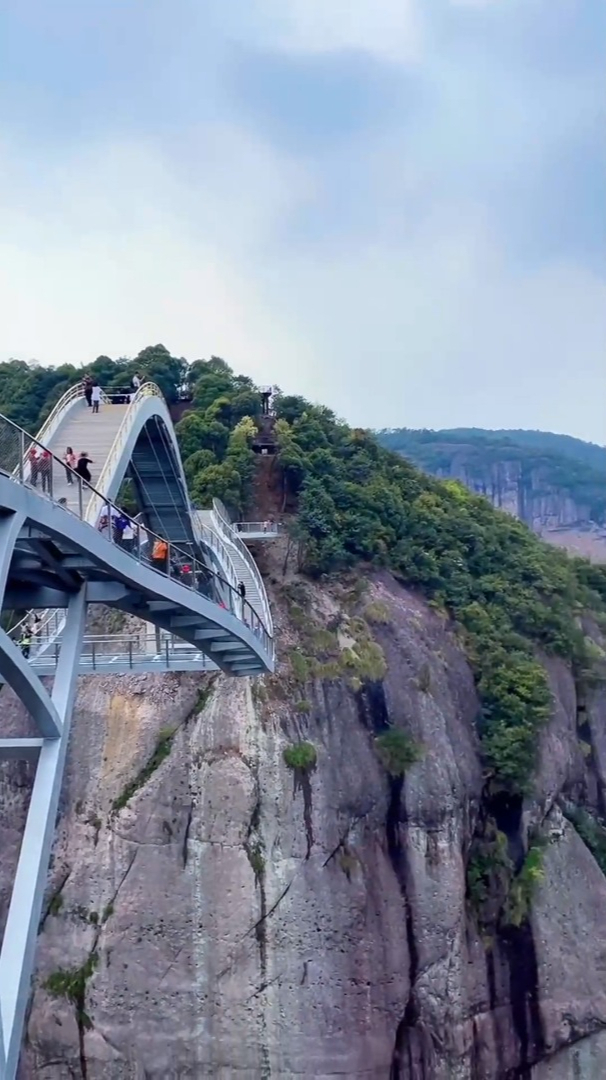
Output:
87,382,244,601
86,382,165,527
211,499,274,635
233,521,282,536
0,410,273,660
34,383,111,449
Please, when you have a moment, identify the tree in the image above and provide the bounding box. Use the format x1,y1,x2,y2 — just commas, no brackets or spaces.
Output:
175,414,230,460
193,372,235,412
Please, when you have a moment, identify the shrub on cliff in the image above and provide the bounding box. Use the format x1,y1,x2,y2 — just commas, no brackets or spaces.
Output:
270,397,606,794
375,730,422,777
283,742,317,772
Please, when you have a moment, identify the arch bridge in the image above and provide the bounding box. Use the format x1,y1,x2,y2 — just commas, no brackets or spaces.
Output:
0,382,276,1079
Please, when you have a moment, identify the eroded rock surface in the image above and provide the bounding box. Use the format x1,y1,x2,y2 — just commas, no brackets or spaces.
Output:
3,572,606,1079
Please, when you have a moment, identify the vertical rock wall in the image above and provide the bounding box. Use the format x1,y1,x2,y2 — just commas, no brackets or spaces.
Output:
3,576,606,1078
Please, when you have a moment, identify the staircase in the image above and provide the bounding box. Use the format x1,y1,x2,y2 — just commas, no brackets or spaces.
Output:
193,505,272,632
37,397,129,511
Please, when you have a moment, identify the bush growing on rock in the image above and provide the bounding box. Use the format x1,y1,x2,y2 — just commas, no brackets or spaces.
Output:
375,729,422,777
283,742,317,772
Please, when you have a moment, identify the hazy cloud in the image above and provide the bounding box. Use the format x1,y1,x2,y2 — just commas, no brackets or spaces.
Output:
0,0,603,441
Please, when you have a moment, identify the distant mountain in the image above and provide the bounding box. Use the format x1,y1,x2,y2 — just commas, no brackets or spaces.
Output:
377,427,606,531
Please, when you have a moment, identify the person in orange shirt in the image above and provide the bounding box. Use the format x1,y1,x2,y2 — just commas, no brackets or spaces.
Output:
152,537,168,574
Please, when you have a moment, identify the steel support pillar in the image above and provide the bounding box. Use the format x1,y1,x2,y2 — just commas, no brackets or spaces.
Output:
0,585,86,1080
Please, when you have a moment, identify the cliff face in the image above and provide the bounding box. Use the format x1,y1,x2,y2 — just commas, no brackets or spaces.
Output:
376,429,606,538
434,454,594,532
4,566,606,1079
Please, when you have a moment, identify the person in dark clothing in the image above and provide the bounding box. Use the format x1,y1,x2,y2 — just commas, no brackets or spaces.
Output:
237,580,247,621
76,452,93,483
83,376,93,407
39,450,52,494
28,446,39,486
19,630,32,658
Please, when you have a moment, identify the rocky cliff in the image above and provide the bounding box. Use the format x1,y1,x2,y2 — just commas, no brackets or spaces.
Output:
5,549,606,1079
376,430,606,536
435,454,593,531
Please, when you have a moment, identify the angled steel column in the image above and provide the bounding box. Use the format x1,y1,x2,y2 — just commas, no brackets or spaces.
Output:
0,1005,5,1080
0,585,86,1080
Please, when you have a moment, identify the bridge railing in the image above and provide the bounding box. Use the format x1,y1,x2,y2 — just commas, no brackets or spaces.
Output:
29,633,219,672
0,413,274,661
233,521,282,537
87,381,165,527
34,383,112,449
211,499,274,635
88,384,248,620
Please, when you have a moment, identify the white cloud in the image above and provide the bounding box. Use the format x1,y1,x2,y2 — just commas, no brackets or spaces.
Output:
0,132,313,379
226,0,421,64
0,128,604,443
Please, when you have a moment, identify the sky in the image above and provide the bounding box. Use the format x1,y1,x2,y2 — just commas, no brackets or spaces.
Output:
0,0,604,442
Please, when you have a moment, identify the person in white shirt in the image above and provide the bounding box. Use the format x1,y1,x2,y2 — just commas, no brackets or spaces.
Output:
132,373,141,392
91,382,101,414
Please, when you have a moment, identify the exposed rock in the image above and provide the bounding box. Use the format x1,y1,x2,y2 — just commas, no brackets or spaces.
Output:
3,571,606,1078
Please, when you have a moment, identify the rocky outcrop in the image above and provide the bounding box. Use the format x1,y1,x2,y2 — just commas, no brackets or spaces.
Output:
434,455,594,532
4,565,606,1078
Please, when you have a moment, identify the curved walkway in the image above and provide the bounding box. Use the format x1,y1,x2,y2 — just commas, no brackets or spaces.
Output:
0,385,276,1079
14,382,274,670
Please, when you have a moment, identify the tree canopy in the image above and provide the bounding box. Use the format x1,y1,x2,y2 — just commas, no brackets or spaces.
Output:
5,350,606,797
377,427,606,525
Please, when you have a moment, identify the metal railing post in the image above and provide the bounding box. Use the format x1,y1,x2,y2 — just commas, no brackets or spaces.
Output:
18,429,25,483
78,477,84,518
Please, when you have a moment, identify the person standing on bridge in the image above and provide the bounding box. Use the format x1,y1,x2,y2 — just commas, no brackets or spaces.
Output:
39,449,52,494
91,381,101,414
76,451,93,484
28,445,39,487
237,580,246,621
152,537,169,575
83,375,93,407
63,446,76,485
18,629,32,659
131,372,142,393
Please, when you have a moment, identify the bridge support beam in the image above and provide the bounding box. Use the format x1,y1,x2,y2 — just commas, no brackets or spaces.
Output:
0,585,86,1080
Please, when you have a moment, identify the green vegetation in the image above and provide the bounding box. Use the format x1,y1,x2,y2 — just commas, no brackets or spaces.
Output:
175,358,260,517
376,427,606,524
363,601,391,625
466,827,511,913
48,891,64,917
283,742,317,772
102,902,115,923
503,842,546,927
0,345,187,432
44,952,98,1030
283,609,387,689
8,352,606,799
246,840,266,880
563,804,606,875
467,826,545,929
112,726,177,813
273,397,606,794
380,426,606,473
375,729,422,777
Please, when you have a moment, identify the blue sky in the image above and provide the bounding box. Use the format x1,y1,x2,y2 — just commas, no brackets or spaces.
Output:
0,0,604,441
